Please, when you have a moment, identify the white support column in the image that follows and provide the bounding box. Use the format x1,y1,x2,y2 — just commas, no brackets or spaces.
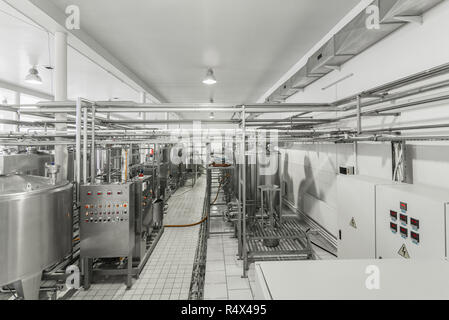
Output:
14,92,20,132
140,92,147,123
166,112,169,130
54,31,68,181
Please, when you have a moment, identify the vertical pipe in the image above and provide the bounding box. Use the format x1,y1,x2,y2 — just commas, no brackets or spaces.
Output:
54,31,68,182
75,97,82,203
83,107,88,183
237,135,242,258
356,95,362,135
242,105,248,278
90,105,96,183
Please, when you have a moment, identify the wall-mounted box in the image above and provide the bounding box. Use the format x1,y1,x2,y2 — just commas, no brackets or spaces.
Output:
337,175,397,259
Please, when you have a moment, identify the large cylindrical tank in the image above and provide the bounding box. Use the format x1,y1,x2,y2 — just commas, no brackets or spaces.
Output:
234,158,257,219
0,175,73,299
257,151,281,212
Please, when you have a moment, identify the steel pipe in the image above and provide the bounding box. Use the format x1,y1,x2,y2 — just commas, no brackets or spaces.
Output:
332,62,449,107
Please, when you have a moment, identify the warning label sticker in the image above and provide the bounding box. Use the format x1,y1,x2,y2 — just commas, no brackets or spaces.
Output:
349,217,357,229
398,244,410,259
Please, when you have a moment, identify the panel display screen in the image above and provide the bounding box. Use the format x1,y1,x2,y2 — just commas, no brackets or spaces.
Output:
411,218,420,229
400,202,408,211
400,227,408,237
390,222,398,232
400,214,408,224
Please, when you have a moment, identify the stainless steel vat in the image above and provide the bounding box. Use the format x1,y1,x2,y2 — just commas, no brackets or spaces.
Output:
0,175,73,300
0,148,53,176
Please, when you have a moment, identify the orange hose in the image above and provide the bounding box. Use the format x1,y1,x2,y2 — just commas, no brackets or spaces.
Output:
164,215,208,228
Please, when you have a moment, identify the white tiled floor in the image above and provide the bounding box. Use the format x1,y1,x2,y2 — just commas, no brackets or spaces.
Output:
69,176,207,300
203,204,337,300
203,232,256,300
203,202,256,300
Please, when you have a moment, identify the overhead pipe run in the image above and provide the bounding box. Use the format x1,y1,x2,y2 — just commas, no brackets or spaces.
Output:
2,63,449,146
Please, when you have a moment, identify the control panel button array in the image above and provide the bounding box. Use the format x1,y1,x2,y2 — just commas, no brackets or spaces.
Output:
389,201,420,245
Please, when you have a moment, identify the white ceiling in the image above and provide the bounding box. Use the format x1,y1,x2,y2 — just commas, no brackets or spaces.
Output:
0,0,141,102
44,0,360,104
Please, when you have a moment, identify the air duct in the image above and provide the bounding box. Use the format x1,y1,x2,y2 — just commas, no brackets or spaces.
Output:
267,0,444,103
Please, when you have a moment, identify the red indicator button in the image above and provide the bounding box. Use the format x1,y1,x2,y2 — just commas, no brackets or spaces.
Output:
97,192,102,196
87,192,92,196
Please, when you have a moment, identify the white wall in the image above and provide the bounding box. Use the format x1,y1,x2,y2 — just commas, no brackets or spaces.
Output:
271,1,449,237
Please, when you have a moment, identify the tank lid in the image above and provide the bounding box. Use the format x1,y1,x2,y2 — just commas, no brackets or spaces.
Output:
0,175,62,196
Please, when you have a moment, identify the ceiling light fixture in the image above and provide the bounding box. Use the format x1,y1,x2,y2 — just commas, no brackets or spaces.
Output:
25,66,43,85
202,68,217,85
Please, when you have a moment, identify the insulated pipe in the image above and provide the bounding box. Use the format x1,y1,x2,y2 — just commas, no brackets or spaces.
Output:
245,118,334,123
91,106,96,183
356,95,362,134
332,62,449,107
83,107,88,184
342,78,449,111
336,94,449,123
19,106,339,113
75,98,82,201
0,141,75,146
362,123,449,134
342,134,449,142
22,107,243,113
14,92,20,133
245,107,338,113
102,119,240,124
54,31,68,182
243,103,333,108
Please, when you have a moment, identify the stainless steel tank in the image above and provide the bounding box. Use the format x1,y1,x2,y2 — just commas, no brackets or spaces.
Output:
257,151,281,213
0,175,73,300
152,199,164,228
0,148,53,176
234,155,257,220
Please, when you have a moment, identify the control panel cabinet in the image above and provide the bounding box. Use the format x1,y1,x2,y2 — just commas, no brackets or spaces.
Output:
337,175,397,259
80,183,135,258
376,184,449,259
